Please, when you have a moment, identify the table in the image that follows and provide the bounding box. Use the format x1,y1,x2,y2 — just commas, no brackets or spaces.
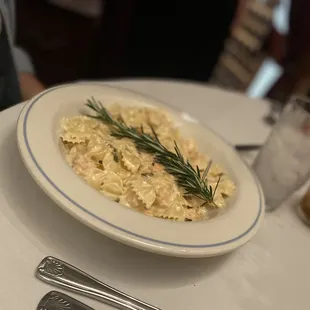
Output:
0,79,309,310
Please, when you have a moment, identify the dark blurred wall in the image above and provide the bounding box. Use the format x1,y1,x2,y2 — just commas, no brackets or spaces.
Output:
17,0,237,85
94,0,237,81
16,0,100,86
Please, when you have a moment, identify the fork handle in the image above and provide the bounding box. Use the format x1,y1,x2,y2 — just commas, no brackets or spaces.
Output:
36,256,162,310
37,291,94,310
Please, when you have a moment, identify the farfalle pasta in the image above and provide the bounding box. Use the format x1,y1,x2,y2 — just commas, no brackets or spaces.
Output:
59,104,236,221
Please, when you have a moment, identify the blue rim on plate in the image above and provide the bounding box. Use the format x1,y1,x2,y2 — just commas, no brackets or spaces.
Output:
21,84,263,249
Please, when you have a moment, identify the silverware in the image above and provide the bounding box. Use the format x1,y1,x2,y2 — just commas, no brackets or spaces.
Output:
37,291,94,310
234,144,261,151
36,256,162,310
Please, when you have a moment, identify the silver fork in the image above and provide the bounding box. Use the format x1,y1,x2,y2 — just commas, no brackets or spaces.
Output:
36,256,162,310
37,291,94,310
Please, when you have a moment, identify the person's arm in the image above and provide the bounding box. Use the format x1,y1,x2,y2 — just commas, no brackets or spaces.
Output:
267,0,310,101
6,0,45,100
13,47,45,100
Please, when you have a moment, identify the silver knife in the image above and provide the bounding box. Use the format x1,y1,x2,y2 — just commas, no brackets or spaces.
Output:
234,144,261,151
36,256,162,310
37,291,94,310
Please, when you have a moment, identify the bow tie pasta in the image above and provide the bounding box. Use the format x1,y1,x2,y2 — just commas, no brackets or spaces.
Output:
59,104,236,221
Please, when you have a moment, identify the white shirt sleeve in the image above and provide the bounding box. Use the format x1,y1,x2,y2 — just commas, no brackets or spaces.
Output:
12,46,34,74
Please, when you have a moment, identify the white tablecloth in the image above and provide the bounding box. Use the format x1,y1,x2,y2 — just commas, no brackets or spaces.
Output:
0,80,309,310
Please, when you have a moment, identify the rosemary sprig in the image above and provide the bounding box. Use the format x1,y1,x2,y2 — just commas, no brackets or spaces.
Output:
86,97,218,205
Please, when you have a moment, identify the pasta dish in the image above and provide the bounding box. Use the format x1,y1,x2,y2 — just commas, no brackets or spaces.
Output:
59,103,235,221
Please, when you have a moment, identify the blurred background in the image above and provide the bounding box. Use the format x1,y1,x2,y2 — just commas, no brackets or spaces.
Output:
16,0,309,104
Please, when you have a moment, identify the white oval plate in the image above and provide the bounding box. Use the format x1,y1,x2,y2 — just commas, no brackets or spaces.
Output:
17,83,265,258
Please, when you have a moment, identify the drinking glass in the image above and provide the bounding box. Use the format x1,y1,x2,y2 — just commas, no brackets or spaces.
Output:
253,95,310,211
